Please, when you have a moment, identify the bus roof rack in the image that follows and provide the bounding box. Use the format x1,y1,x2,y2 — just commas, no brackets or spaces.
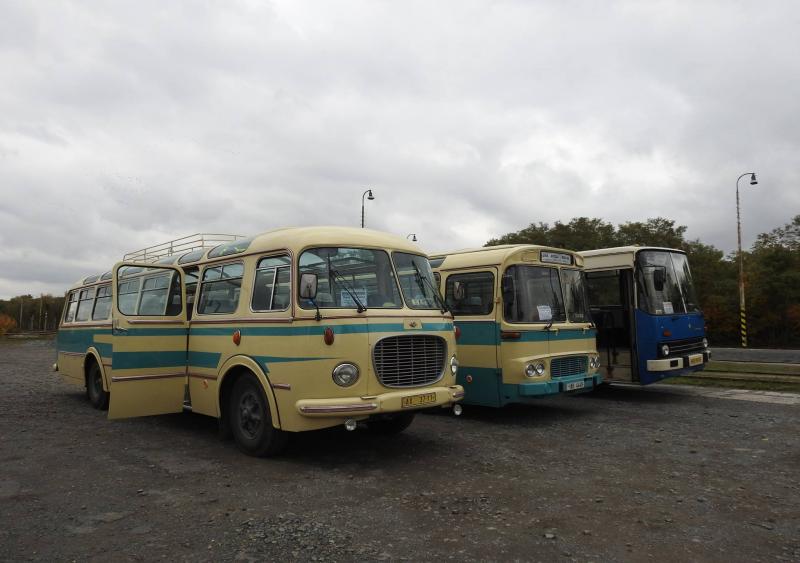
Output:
123,233,245,263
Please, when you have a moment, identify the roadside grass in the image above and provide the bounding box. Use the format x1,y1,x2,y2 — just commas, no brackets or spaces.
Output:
664,376,800,393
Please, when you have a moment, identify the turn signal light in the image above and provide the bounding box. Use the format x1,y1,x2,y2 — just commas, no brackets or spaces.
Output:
501,331,521,340
454,325,461,340
232,330,241,346
662,329,672,337
324,327,335,345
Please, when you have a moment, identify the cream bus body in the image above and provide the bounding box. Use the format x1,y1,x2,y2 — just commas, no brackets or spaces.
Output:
55,227,463,456
431,245,602,407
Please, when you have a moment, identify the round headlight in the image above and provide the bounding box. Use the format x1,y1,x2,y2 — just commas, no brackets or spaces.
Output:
702,338,709,348
660,344,670,357
332,363,360,387
450,355,459,375
524,363,537,378
590,356,600,369
534,362,546,376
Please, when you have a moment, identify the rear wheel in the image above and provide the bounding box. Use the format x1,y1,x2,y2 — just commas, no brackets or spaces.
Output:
368,412,416,435
229,374,287,457
86,362,109,410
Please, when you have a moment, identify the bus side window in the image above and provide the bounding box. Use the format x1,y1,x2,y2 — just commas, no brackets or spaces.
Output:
252,255,291,312
92,285,112,320
445,271,495,316
197,262,244,315
64,291,78,324
75,289,95,322
184,268,199,320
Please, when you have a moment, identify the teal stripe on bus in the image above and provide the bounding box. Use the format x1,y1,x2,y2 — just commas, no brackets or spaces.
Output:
250,355,333,374
57,328,112,354
456,322,596,345
456,321,500,346
190,322,452,337
112,351,187,370
188,351,222,369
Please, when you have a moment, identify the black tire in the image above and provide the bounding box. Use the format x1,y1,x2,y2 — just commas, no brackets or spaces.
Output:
368,412,416,435
229,374,287,457
86,362,109,410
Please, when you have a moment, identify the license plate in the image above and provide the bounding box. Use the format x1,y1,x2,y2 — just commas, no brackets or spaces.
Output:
401,392,437,408
689,354,703,366
565,381,585,391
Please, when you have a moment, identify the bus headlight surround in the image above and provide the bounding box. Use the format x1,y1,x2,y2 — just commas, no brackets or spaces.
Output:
660,344,670,357
450,355,459,375
332,363,360,387
589,355,601,370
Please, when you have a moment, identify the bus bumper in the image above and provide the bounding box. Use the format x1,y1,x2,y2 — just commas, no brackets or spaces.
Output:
295,385,464,417
516,373,603,397
646,350,711,372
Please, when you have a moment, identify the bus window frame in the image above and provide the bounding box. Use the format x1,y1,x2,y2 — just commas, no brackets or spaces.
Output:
502,264,566,325
195,260,245,316
444,270,496,317
91,284,113,321
250,253,292,313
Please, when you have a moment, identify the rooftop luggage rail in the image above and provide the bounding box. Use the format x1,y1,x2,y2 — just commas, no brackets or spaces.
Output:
123,233,245,263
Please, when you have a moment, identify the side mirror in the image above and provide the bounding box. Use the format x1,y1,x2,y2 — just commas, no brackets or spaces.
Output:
299,273,318,300
652,266,666,292
453,281,466,301
501,275,515,303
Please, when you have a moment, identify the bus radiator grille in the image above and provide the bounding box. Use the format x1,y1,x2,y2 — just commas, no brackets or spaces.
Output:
551,356,588,378
663,337,705,356
373,335,446,388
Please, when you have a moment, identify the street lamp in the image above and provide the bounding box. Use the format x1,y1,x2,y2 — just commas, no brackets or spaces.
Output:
736,172,758,348
406,233,417,242
361,189,374,228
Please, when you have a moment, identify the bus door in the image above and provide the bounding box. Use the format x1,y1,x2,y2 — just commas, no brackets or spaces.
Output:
109,263,188,419
586,268,637,382
445,269,501,407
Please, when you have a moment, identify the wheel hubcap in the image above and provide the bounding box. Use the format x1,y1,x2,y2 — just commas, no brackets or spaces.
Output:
238,392,262,439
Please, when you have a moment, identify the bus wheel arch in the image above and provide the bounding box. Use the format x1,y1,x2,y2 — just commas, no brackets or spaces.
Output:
219,366,288,457
217,357,283,431
84,353,109,410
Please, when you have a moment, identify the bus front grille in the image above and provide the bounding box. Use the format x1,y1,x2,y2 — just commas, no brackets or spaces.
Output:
373,335,446,388
551,356,588,378
664,337,705,356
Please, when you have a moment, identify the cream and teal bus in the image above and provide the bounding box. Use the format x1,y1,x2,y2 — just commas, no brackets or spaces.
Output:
430,245,602,407
55,227,463,456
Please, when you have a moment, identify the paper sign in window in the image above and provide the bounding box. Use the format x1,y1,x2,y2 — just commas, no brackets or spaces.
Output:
340,288,368,308
537,305,553,321
663,302,674,314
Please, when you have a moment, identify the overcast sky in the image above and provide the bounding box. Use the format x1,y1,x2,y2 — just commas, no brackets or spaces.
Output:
1,0,798,299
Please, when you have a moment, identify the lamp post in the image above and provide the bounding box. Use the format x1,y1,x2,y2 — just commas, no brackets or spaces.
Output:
361,189,374,228
736,172,758,348
406,233,417,242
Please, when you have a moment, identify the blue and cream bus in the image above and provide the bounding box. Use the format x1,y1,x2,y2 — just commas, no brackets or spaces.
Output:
580,246,710,385
431,245,602,407
55,228,463,456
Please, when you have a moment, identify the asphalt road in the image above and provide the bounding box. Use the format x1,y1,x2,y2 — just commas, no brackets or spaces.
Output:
2,338,799,562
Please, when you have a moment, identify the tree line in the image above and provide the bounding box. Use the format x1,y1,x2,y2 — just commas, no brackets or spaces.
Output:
2,215,798,347
0,294,65,335
487,215,800,348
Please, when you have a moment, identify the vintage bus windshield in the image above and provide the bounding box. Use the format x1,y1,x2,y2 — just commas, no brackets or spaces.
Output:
503,265,566,323
298,247,402,309
392,252,441,310
636,250,700,315
561,269,591,322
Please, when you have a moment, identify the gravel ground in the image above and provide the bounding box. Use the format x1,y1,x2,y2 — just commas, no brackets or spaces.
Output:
1,338,799,562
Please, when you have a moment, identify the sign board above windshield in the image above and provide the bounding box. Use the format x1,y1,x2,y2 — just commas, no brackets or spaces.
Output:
540,251,572,265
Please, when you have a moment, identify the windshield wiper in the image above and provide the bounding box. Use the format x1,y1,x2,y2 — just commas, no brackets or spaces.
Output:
329,267,367,313
412,262,448,313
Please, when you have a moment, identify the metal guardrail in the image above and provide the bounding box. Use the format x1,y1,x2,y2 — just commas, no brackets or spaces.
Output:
123,233,244,263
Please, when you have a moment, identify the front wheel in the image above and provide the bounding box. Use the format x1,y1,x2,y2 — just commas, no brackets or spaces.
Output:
368,412,416,435
229,374,288,457
86,362,109,410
